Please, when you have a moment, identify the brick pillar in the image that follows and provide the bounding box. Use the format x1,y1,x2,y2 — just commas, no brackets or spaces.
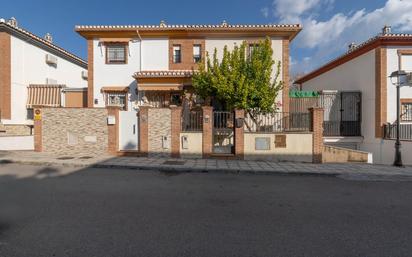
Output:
139,106,149,156
234,109,245,160
170,106,182,158
310,107,324,163
107,107,120,155
202,106,213,158
33,108,42,152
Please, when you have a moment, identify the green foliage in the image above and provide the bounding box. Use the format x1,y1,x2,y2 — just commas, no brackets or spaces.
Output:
192,37,283,114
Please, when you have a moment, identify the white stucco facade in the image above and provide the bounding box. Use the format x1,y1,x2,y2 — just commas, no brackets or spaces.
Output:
301,46,412,165
6,34,87,125
92,39,141,109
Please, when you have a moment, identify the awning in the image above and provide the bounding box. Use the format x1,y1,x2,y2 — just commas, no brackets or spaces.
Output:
26,85,65,108
138,84,183,91
101,86,129,93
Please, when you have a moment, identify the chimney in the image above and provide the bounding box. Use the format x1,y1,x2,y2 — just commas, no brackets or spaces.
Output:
159,20,166,27
7,17,17,27
221,20,228,27
382,25,391,35
44,33,53,43
348,42,357,52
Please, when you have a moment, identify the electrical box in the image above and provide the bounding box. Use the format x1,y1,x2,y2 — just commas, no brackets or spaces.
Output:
107,115,116,125
235,118,244,128
181,136,188,149
162,136,170,149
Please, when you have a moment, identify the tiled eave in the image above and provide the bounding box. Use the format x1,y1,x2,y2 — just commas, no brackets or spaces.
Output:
295,34,412,85
75,24,302,41
133,70,196,79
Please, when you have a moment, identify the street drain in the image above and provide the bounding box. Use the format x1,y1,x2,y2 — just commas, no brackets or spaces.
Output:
163,160,186,165
57,157,75,160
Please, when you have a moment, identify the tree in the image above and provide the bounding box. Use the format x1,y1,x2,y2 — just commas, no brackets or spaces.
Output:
192,37,283,130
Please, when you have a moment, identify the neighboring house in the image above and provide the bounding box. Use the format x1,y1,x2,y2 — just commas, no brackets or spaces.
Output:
75,21,301,112
0,17,88,136
295,26,412,165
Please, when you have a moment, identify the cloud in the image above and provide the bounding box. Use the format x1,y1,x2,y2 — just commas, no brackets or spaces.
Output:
265,0,412,74
261,7,269,18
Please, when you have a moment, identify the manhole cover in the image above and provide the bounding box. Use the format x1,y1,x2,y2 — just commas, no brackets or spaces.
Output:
78,156,93,160
163,160,186,165
57,157,75,160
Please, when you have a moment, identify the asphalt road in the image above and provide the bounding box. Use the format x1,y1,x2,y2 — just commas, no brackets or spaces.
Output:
0,163,412,257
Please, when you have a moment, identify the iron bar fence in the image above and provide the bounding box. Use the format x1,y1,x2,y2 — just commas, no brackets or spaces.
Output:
181,108,203,132
213,111,234,130
244,112,311,133
383,123,412,141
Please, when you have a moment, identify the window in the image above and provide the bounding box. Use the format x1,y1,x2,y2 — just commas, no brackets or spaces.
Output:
106,44,127,64
173,45,181,63
401,102,412,121
193,44,201,63
106,93,127,110
248,44,258,58
26,109,34,120
170,94,182,106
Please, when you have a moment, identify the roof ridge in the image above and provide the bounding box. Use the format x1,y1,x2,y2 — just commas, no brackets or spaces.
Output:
75,23,301,29
0,20,87,66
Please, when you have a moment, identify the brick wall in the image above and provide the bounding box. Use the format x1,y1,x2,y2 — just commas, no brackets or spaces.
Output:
40,108,109,156
310,107,324,163
148,108,171,158
169,39,205,70
0,32,11,119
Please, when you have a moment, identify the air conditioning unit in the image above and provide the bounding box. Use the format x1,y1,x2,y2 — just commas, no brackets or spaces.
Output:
81,70,88,79
45,54,58,65
46,78,58,85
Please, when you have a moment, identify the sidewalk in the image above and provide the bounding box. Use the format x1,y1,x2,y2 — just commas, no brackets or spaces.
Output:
1,151,412,177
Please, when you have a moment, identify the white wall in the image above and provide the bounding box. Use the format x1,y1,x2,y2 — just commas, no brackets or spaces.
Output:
8,35,87,124
386,47,412,123
141,38,169,71
93,39,141,109
302,49,376,144
0,136,34,150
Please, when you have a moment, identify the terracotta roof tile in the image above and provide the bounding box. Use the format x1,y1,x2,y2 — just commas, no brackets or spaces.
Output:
133,70,196,78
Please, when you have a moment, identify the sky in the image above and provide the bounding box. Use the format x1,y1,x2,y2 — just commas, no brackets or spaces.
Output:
1,0,412,76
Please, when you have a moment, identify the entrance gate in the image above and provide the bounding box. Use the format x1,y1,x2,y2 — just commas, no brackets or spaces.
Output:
321,92,361,136
119,111,139,151
212,111,234,154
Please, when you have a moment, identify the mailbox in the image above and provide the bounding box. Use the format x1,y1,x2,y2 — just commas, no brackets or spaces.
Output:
235,118,244,128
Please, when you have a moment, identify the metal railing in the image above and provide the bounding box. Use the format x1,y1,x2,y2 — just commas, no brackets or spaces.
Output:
181,109,203,132
323,121,362,137
213,111,233,130
244,112,311,133
384,123,412,141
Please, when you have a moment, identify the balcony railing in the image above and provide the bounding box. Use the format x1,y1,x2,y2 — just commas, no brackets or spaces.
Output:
383,123,412,141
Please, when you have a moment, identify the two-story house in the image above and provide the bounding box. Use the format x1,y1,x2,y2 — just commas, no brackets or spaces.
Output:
295,26,412,165
0,17,88,137
75,21,301,112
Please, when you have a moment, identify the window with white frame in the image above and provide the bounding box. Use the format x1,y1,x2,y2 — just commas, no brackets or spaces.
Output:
401,102,412,121
193,44,201,63
248,44,258,58
173,45,181,63
105,93,127,110
106,44,127,64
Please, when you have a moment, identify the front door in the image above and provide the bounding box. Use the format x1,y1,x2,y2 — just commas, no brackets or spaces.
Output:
119,111,138,151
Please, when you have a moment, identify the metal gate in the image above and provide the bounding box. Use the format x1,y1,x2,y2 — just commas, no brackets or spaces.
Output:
321,92,361,136
213,111,234,154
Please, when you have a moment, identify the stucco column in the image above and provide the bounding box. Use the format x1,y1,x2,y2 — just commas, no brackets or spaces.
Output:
139,106,150,156
107,107,120,155
234,109,245,160
310,107,324,163
170,106,182,158
202,106,213,158
33,108,42,152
